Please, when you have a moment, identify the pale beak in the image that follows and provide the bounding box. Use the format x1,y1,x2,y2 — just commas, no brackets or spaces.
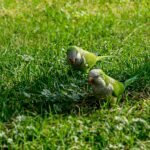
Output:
88,77,94,84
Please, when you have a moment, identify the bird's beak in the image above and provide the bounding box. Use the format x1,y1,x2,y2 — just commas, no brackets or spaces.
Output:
88,77,94,84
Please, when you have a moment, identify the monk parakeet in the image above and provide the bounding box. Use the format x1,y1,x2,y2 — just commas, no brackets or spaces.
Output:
67,46,113,72
88,69,138,104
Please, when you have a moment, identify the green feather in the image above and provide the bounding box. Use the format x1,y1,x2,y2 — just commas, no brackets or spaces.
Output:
67,46,113,71
104,74,125,97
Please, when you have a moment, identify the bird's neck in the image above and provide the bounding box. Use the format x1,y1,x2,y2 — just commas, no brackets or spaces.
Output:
95,78,106,88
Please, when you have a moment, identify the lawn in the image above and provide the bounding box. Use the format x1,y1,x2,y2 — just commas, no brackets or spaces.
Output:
0,0,150,149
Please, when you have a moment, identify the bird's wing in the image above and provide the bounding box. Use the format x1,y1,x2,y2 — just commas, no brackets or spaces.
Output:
83,52,97,68
106,76,125,97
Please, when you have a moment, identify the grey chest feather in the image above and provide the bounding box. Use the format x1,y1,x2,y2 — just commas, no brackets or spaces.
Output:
92,78,113,97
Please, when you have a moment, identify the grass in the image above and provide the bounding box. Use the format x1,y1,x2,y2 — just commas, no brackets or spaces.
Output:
0,0,150,149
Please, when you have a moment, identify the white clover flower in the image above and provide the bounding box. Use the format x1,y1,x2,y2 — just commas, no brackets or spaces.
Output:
21,54,34,62
7,138,13,144
114,116,129,125
109,144,118,149
16,115,26,122
115,116,122,121
109,143,124,149
76,120,83,124
115,124,124,131
26,125,35,130
41,89,51,98
73,136,78,143
0,131,6,138
118,143,125,149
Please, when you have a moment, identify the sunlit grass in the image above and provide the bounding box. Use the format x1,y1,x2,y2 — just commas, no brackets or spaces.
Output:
0,0,149,149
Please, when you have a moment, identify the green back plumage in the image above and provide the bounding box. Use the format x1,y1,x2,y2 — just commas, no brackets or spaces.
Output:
83,52,98,68
103,73,138,97
67,46,113,71
104,74,125,97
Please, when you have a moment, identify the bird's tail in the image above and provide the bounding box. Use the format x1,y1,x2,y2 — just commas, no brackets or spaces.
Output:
97,56,116,61
124,75,139,89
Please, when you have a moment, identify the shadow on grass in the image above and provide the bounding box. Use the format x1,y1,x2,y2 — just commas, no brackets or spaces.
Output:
0,61,149,122
0,69,89,121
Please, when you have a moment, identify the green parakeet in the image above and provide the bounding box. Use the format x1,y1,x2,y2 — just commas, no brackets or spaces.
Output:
67,46,113,72
88,69,138,103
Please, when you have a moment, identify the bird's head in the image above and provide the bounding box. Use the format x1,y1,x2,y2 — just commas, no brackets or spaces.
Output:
67,46,83,66
88,69,105,85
